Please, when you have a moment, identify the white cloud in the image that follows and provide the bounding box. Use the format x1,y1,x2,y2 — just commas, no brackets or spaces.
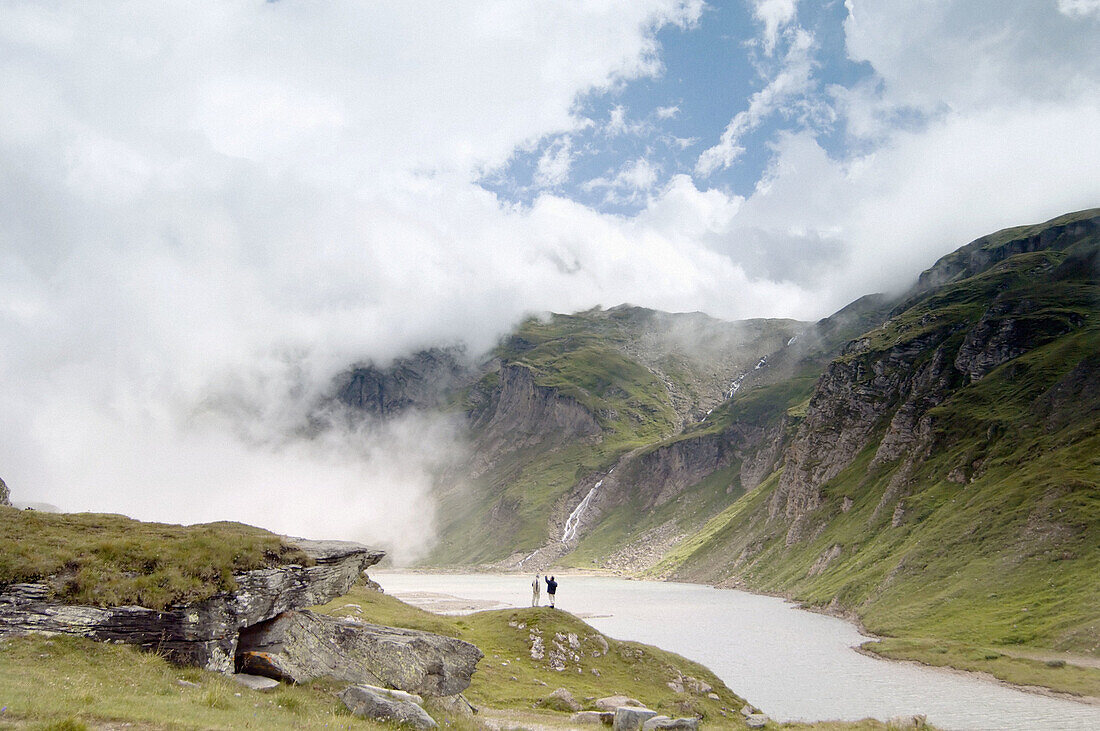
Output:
656,105,681,119
752,0,800,56
1,0,1098,562
843,0,1100,114
607,105,629,136
696,28,816,176
535,136,574,187
583,158,662,205
716,0,1100,307
0,0,713,553
1057,0,1100,18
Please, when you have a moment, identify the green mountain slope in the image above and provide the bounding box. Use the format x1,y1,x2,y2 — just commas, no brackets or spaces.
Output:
423,306,807,566
654,209,1100,661
333,209,1099,692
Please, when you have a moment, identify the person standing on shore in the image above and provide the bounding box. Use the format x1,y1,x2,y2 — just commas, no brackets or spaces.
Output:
545,575,558,608
531,574,541,607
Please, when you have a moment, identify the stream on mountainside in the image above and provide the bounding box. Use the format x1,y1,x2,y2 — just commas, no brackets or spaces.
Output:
372,572,1100,731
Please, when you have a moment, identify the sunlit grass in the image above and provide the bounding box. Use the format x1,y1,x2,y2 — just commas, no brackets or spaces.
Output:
0,509,311,609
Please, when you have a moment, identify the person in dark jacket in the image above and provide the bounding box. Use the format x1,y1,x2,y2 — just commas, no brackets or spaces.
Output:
545,575,558,608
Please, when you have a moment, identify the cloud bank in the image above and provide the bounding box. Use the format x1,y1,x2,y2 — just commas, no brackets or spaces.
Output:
1,1,1097,556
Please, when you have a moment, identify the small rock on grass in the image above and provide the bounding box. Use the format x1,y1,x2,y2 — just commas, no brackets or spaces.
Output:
572,710,615,725
745,713,769,728
547,687,582,711
231,674,279,692
596,695,645,712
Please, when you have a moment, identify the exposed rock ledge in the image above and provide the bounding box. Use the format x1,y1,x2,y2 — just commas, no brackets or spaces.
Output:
238,609,482,696
0,538,384,672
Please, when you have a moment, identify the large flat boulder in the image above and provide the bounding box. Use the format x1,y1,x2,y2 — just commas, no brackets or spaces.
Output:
642,717,699,730
614,707,658,731
0,538,383,672
339,684,438,730
237,609,482,696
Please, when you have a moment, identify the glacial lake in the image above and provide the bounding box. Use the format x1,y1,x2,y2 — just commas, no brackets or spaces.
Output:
372,572,1100,731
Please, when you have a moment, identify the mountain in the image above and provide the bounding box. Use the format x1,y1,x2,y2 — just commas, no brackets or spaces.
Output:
653,208,1100,656
423,306,812,567
329,209,1099,679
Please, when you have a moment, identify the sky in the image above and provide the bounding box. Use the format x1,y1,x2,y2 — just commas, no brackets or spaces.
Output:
1,1,1098,558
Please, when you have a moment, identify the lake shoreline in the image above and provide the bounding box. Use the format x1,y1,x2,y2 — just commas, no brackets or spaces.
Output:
852,644,1100,707
385,565,1099,710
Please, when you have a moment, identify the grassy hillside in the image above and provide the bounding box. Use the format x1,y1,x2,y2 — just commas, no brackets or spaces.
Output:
318,586,749,724
420,210,1100,698
0,508,311,609
0,582,908,730
426,306,804,566
652,213,1100,696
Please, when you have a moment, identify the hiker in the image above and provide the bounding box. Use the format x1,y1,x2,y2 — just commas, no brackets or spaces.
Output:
545,575,558,608
531,573,541,606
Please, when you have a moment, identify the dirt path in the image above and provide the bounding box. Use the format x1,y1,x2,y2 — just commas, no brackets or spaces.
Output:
477,707,586,730
995,648,1100,670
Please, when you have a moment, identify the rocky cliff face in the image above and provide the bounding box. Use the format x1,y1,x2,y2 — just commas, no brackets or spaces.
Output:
0,477,9,507
473,364,602,463
768,209,1100,543
333,347,470,418
0,538,384,672
661,209,1099,653
910,210,1099,295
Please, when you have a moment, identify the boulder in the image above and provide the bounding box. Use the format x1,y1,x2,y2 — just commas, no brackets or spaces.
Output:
236,609,482,696
685,677,711,695
362,572,384,592
0,539,384,672
545,687,582,711
0,476,9,506
642,717,699,730
230,673,279,692
339,683,437,730
572,710,615,725
613,706,658,731
596,695,645,712
888,714,928,728
745,713,769,728
434,693,477,718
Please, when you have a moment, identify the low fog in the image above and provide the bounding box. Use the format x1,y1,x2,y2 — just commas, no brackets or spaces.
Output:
1,2,1098,559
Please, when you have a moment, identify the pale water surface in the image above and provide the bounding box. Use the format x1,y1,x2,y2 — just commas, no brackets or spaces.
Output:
373,572,1100,731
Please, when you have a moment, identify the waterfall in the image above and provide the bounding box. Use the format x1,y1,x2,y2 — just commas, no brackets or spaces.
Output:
728,372,748,397
561,479,602,542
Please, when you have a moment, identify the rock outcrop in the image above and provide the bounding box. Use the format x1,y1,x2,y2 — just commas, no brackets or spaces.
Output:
340,684,438,730
474,363,601,459
0,477,9,506
614,706,658,731
334,347,470,418
0,539,383,672
767,211,1100,542
643,717,699,730
236,609,482,696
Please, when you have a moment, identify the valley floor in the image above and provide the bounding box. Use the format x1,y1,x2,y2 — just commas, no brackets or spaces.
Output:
391,566,1100,714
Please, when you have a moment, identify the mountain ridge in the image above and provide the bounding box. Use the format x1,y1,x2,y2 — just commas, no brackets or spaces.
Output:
324,209,1099,674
